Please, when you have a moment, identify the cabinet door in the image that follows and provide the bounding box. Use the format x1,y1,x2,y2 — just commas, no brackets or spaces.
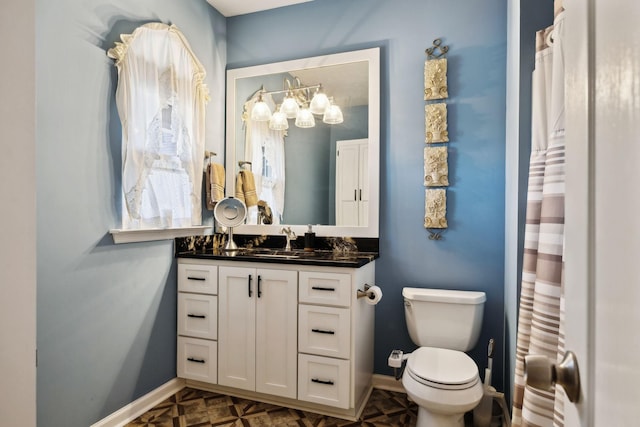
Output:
218,266,256,391
336,141,360,226
358,143,369,227
255,269,298,398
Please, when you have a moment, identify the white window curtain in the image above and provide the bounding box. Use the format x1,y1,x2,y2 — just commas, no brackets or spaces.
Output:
512,9,566,427
243,92,286,224
108,23,209,229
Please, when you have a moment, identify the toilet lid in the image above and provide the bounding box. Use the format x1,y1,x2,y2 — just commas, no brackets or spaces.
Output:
407,347,479,390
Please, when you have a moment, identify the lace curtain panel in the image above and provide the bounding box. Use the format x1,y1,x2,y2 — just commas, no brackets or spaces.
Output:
243,92,286,224
108,23,209,229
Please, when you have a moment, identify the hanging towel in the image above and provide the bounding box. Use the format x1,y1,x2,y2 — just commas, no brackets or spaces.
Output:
240,170,258,207
205,163,225,210
235,172,246,205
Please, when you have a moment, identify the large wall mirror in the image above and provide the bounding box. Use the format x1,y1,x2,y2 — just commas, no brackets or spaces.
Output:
225,48,380,238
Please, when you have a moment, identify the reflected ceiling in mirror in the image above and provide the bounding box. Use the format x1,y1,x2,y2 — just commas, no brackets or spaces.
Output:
226,48,380,238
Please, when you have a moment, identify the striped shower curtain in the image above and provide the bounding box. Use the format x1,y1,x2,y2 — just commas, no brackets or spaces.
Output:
512,8,566,427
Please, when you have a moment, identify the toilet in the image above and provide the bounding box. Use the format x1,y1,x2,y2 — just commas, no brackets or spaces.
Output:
401,287,486,427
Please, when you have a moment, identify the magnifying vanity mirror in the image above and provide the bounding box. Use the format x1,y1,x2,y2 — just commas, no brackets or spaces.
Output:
225,47,380,238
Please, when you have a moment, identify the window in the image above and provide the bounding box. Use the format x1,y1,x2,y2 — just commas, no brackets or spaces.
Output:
108,23,209,231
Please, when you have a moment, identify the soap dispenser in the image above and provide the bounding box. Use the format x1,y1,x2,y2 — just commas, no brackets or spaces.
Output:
304,224,316,252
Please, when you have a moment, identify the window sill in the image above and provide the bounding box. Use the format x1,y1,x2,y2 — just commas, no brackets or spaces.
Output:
109,225,212,244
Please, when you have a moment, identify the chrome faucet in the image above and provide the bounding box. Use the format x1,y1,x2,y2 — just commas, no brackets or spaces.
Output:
281,226,296,251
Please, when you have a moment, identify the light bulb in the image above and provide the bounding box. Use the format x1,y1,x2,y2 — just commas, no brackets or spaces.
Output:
309,88,330,115
280,92,300,119
269,109,289,131
295,107,315,128
323,104,344,124
251,96,272,122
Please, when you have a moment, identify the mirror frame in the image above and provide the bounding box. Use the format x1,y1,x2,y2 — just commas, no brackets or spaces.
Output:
225,47,380,238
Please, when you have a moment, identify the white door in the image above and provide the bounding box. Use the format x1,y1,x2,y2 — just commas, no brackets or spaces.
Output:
255,269,298,398
218,266,256,391
563,0,640,424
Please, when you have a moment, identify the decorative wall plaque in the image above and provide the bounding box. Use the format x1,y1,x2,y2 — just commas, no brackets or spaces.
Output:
424,58,448,100
424,189,448,229
424,146,449,187
425,103,449,143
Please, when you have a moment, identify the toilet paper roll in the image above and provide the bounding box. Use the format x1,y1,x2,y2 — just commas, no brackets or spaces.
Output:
365,286,383,305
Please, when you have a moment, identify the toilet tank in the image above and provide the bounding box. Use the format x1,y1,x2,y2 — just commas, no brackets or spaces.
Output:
403,287,486,351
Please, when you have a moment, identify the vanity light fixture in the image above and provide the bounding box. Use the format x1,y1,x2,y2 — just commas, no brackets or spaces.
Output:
251,78,344,128
251,91,272,122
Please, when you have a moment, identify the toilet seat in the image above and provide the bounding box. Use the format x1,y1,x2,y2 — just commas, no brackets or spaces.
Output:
406,347,479,390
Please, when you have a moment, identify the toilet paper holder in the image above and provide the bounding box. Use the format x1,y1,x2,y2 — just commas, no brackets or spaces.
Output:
357,284,377,299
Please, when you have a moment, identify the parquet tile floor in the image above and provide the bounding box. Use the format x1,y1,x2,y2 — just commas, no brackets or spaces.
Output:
125,387,419,427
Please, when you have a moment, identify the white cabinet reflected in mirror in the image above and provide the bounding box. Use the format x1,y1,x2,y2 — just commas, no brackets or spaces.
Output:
225,48,380,238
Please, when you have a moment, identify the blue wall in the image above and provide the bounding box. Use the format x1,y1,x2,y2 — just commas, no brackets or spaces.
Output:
35,1,225,425
228,0,508,390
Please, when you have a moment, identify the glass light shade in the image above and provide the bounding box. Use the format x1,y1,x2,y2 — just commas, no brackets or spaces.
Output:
295,107,315,128
269,110,289,131
323,104,344,124
309,91,330,115
280,94,300,119
251,99,272,121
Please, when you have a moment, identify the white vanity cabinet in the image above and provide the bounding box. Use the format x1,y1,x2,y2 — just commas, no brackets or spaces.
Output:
176,263,218,384
217,265,298,399
176,258,376,421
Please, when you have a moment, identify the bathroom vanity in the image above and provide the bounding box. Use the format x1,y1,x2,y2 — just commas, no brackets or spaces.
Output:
176,250,377,420
173,46,382,420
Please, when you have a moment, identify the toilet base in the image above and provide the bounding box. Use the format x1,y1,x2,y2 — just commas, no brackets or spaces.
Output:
416,406,465,427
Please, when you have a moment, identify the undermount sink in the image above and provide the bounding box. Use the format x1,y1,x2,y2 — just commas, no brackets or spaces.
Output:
251,253,300,259
239,248,303,259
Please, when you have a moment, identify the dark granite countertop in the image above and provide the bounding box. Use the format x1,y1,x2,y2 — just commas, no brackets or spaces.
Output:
176,248,378,268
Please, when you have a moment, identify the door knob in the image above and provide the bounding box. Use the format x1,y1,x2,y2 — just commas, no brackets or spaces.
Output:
524,350,581,403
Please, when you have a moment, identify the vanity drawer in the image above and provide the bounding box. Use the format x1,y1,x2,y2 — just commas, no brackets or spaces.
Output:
299,305,350,359
298,354,350,409
178,293,217,340
299,271,351,307
177,336,217,384
178,263,218,294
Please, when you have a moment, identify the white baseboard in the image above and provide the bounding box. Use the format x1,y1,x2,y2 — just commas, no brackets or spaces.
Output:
372,374,406,393
91,377,185,427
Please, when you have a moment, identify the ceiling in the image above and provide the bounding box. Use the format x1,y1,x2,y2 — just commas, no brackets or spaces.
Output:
206,0,313,17
207,0,369,106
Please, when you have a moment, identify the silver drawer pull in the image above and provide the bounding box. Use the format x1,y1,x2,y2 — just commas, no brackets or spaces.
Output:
187,276,206,281
187,357,205,364
311,328,335,335
311,286,335,292
187,314,206,319
311,378,334,385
